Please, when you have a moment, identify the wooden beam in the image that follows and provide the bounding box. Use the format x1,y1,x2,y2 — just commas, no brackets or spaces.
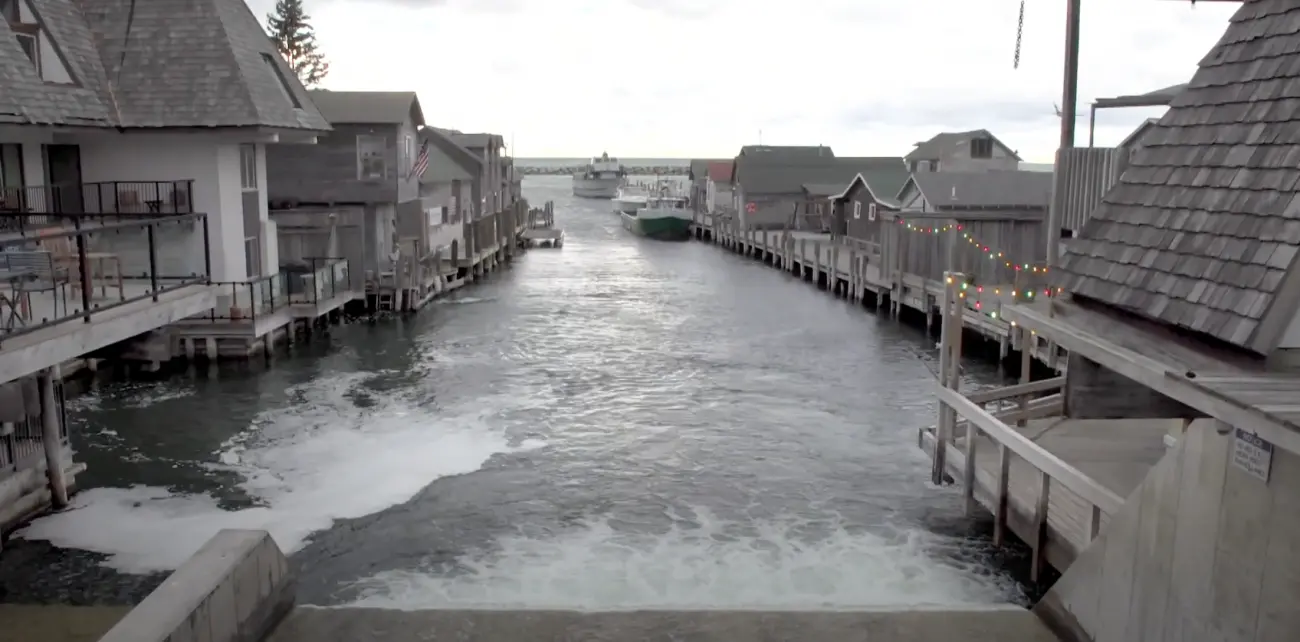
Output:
968,375,1065,404
936,385,1124,513
1005,305,1300,456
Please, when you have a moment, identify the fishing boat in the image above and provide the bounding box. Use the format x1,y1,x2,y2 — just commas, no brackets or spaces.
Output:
622,195,692,241
572,152,626,199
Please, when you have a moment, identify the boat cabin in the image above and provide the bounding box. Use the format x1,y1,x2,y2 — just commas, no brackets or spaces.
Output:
645,196,688,210
583,152,625,179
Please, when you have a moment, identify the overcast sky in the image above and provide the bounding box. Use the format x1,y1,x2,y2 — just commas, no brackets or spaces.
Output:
248,0,1239,160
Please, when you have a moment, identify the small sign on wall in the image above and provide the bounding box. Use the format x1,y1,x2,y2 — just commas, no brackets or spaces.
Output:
1232,428,1273,483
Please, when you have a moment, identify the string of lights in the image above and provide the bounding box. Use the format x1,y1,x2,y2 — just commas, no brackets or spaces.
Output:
897,219,1048,273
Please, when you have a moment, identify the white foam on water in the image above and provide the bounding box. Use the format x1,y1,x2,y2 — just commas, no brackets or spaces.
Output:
19,372,533,574
347,508,1023,610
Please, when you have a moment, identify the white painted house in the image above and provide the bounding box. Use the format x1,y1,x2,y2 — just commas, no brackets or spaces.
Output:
0,0,328,534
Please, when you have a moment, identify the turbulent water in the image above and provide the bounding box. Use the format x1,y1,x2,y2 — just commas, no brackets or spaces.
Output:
1,176,1025,609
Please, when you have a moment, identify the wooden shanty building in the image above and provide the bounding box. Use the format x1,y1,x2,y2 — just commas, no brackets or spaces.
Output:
1050,81,1187,249
729,145,907,231
823,165,910,255
925,3,1300,641
881,170,1054,319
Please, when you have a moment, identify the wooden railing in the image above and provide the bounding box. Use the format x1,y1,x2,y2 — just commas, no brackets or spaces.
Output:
932,270,1121,581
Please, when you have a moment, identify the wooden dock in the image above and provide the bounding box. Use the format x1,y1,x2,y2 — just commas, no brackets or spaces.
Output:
522,201,563,248
689,213,1064,367
920,272,1183,582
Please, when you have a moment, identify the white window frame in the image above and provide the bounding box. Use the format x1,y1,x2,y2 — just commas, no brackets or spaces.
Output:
239,144,257,191
356,135,388,180
868,203,877,221
852,201,861,219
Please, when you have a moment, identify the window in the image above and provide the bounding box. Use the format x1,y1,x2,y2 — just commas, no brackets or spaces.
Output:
15,31,35,67
239,144,257,190
852,201,861,219
971,137,994,159
404,135,413,168
245,237,262,278
357,135,387,180
261,53,302,108
868,203,877,221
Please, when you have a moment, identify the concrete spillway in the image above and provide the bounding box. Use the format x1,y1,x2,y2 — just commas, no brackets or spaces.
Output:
25,530,1058,642
268,606,1059,642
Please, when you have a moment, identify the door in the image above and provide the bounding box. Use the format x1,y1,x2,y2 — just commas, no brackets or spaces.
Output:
45,144,83,214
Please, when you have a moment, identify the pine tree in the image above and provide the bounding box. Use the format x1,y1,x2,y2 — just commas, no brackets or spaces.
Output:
266,0,329,88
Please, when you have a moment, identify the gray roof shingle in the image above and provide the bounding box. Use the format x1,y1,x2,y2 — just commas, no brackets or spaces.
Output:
734,148,905,197
308,90,423,125
1055,0,1300,353
906,129,1022,162
906,171,1052,210
445,132,504,150
1,0,330,131
418,125,481,183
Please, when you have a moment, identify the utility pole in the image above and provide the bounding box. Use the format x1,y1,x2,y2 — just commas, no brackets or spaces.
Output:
1046,0,1083,270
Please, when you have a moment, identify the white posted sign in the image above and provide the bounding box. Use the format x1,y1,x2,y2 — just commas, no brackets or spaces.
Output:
1232,428,1273,483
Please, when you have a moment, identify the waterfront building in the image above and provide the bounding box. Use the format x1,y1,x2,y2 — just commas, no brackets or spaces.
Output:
0,0,328,536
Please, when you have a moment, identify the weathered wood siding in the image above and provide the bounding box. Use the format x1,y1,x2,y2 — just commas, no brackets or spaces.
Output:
881,214,1047,286
266,123,402,204
270,204,393,291
1064,353,1204,419
1051,147,1131,234
843,181,887,244
740,194,800,230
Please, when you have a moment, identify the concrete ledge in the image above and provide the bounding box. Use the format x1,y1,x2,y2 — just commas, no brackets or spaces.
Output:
269,605,1061,642
98,529,295,642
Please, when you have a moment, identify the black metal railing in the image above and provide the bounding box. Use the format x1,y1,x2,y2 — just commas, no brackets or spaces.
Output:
0,213,210,348
284,257,348,305
202,272,289,323
0,180,196,218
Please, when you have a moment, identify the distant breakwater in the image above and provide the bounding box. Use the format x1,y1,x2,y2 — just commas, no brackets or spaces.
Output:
517,165,689,176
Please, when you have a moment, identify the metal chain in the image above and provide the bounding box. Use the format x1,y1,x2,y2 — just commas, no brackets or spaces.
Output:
1013,0,1025,69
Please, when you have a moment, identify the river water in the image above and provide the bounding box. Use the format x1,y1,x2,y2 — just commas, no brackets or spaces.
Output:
2,176,1024,608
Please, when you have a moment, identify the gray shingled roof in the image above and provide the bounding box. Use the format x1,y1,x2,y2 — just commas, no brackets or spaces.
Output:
906,171,1051,210
844,157,910,203
733,149,904,197
801,183,842,198
906,130,1022,162
308,91,423,125
447,132,504,150
418,126,481,183
738,145,835,162
1056,0,1300,353
1,0,330,131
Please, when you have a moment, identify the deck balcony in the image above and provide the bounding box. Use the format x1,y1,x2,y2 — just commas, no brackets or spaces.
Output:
0,180,196,219
0,205,215,384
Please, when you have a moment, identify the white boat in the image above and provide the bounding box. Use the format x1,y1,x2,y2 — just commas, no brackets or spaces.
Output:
622,195,693,241
572,152,626,199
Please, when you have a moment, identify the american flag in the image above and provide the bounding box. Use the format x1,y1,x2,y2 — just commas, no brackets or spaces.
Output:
407,139,430,180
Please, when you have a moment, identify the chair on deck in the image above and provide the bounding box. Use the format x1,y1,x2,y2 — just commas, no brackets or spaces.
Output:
3,250,71,319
